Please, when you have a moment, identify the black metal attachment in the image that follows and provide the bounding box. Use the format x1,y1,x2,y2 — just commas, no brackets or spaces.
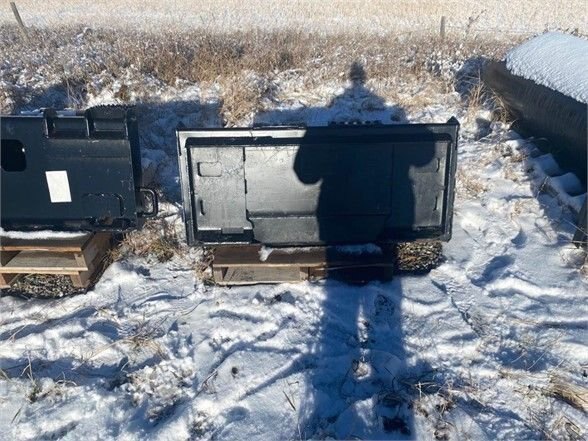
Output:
1,106,157,232
177,118,460,246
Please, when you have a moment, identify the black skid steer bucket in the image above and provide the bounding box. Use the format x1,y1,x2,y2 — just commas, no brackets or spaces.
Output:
1,106,157,232
177,118,459,246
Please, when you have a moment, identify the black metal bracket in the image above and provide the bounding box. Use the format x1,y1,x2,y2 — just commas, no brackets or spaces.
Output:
138,188,158,218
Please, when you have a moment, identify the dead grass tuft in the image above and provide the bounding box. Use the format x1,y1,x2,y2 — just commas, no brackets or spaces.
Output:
114,219,180,263
219,74,276,126
465,81,488,117
125,319,167,357
484,87,514,125
194,248,215,284
547,375,588,413
457,169,488,198
395,241,443,272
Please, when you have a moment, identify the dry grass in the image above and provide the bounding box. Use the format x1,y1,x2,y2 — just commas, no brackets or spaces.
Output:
83,314,168,363
111,219,181,263
547,375,588,413
456,169,488,198
457,70,518,126
395,241,443,272
219,74,275,126
129,31,314,85
502,149,528,182
124,318,167,358
465,81,487,112
463,80,502,126
194,248,215,284
487,90,515,125
0,24,514,116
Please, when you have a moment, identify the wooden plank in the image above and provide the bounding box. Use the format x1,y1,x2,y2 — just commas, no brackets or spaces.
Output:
73,252,86,267
0,234,92,252
80,233,111,267
0,269,80,276
213,266,227,282
0,251,87,273
212,244,398,285
0,273,20,288
299,267,309,281
0,251,18,266
217,267,304,285
214,245,324,266
309,267,326,280
0,233,112,289
213,245,395,268
214,263,396,285
71,249,105,288
69,273,85,288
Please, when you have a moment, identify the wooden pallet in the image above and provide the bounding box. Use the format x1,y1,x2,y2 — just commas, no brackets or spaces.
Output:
212,245,395,285
0,233,111,288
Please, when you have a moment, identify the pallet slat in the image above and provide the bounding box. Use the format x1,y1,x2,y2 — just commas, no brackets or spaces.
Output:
71,245,107,287
212,245,395,285
80,233,111,267
213,245,394,267
222,267,303,285
0,233,111,289
0,251,87,272
0,273,20,286
0,234,92,252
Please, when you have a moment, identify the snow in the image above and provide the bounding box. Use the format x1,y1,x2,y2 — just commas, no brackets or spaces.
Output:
0,228,87,240
1,0,586,36
523,143,586,213
258,246,273,262
1,64,588,440
506,32,588,104
258,244,384,261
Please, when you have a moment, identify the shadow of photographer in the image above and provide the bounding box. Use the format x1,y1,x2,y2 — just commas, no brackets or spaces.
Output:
251,62,440,439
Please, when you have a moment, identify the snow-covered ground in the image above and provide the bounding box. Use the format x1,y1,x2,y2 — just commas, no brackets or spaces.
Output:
1,0,587,36
1,70,587,440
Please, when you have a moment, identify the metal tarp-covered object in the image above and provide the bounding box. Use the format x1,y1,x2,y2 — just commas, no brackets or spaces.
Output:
1,106,156,232
178,119,459,246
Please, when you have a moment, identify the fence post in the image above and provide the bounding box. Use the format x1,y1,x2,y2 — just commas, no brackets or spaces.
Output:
440,16,446,41
10,2,29,42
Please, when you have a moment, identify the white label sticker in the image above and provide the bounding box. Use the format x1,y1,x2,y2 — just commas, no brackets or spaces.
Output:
45,171,72,203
